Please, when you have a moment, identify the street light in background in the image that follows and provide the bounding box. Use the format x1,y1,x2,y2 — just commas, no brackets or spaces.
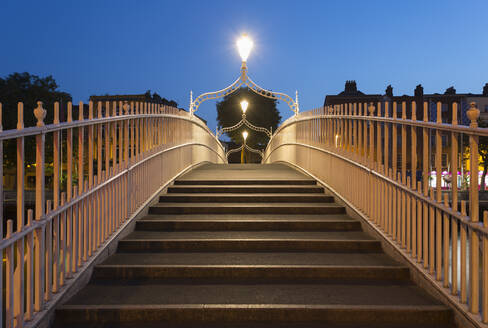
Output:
242,131,248,142
240,100,249,114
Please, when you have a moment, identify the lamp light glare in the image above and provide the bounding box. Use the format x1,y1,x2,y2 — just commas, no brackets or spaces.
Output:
237,34,253,62
242,131,248,141
240,100,249,114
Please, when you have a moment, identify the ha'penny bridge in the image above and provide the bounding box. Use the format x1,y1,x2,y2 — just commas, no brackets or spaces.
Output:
2,35,488,328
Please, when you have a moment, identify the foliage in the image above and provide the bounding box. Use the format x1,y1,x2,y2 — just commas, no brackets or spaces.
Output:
0,72,72,129
444,86,456,95
216,87,281,148
462,119,488,190
0,72,72,167
478,120,488,190
145,90,178,107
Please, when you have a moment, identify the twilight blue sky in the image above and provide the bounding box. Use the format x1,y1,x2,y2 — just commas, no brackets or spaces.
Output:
1,0,487,131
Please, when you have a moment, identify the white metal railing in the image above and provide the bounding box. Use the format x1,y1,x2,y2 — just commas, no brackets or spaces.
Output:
0,100,226,328
264,101,488,326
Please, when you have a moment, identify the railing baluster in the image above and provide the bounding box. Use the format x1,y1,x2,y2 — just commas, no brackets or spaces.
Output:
443,194,450,288
401,101,407,185
45,200,52,302
392,101,398,180
417,181,422,262
452,204,459,295
60,193,66,287
468,102,480,313
17,102,25,235
6,220,14,328
14,222,24,328
461,201,468,303
67,102,73,200
34,101,46,312
25,210,34,321
483,211,488,322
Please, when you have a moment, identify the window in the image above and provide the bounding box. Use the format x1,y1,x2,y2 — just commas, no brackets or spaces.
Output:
442,153,448,168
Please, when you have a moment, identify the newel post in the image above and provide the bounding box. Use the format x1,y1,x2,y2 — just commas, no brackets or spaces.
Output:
368,103,376,167
467,102,480,313
468,102,480,223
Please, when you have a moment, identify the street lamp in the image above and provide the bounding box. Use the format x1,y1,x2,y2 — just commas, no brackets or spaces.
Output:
240,100,249,114
242,131,248,142
237,34,253,62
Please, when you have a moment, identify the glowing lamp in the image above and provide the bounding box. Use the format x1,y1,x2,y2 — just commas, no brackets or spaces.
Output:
242,131,248,141
240,100,249,114
237,34,253,62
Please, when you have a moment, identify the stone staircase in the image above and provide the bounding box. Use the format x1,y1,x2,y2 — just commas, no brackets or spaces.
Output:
54,164,454,327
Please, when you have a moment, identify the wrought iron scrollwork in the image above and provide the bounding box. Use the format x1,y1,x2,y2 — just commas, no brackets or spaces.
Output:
190,65,299,116
216,114,272,138
225,143,263,160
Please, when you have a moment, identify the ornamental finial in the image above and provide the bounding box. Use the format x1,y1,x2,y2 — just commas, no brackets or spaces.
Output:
467,102,480,128
34,101,47,127
368,102,376,115
123,101,130,114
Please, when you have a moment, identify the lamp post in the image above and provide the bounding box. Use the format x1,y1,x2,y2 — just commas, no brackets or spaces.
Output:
225,130,264,163
241,131,248,163
189,34,299,118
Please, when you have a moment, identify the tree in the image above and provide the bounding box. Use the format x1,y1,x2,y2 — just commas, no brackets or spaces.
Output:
461,119,488,190
145,90,179,108
478,120,488,190
0,72,72,130
444,86,456,95
216,88,281,148
0,72,72,167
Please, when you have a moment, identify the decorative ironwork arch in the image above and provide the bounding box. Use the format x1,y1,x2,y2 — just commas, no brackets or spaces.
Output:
216,113,272,138
190,63,299,116
225,142,264,161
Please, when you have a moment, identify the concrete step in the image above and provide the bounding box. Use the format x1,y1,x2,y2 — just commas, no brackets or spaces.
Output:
167,185,325,193
101,252,403,267
92,264,410,281
135,219,361,231
56,282,450,326
56,304,452,327
118,237,381,253
54,323,456,328
174,179,317,185
148,202,346,215
141,214,354,221
159,193,334,203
